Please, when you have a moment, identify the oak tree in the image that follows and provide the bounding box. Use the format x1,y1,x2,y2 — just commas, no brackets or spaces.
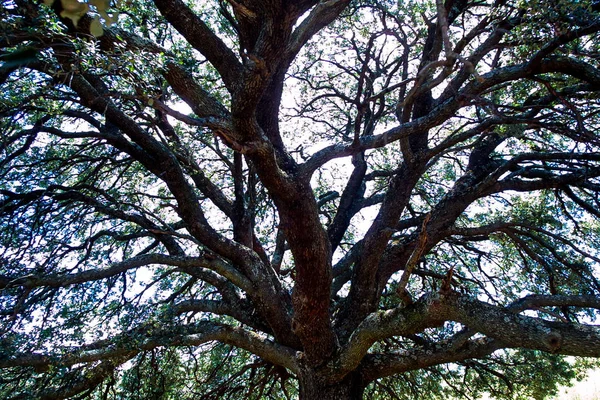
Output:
2,0,600,398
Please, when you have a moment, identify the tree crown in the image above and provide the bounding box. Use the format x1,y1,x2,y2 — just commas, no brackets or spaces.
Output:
2,0,600,398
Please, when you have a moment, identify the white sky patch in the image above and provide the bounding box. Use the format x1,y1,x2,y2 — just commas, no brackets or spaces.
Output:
554,368,600,400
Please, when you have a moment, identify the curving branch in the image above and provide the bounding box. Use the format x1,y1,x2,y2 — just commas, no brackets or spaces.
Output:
12,357,130,400
360,337,502,383
285,0,352,66
330,292,600,382
302,55,600,175
152,0,243,90
0,320,300,374
0,253,252,294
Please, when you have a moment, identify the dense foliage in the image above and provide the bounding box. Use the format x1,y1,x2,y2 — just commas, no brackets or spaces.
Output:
2,0,600,398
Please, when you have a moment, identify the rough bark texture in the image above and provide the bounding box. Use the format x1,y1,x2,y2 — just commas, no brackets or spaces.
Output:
299,371,365,400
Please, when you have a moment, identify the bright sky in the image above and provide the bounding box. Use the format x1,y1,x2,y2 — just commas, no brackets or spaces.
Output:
475,368,600,400
555,368,600,400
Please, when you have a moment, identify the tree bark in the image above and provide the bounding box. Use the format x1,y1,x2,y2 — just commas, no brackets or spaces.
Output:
298,371,365,400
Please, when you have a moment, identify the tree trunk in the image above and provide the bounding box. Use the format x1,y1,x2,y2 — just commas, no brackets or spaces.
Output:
298,371,365,400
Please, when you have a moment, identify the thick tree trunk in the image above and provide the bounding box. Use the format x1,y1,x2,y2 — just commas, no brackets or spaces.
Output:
298,371,365,400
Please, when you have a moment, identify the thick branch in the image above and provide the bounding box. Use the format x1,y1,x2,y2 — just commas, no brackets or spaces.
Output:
302,56,600,174
285,0,351,66
0,321,299,374
332,293,600,380
152,0,243,90
0,253,252,294
360,337,502,383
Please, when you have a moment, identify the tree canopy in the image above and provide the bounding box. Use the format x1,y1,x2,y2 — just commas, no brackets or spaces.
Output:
2,0,600,398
